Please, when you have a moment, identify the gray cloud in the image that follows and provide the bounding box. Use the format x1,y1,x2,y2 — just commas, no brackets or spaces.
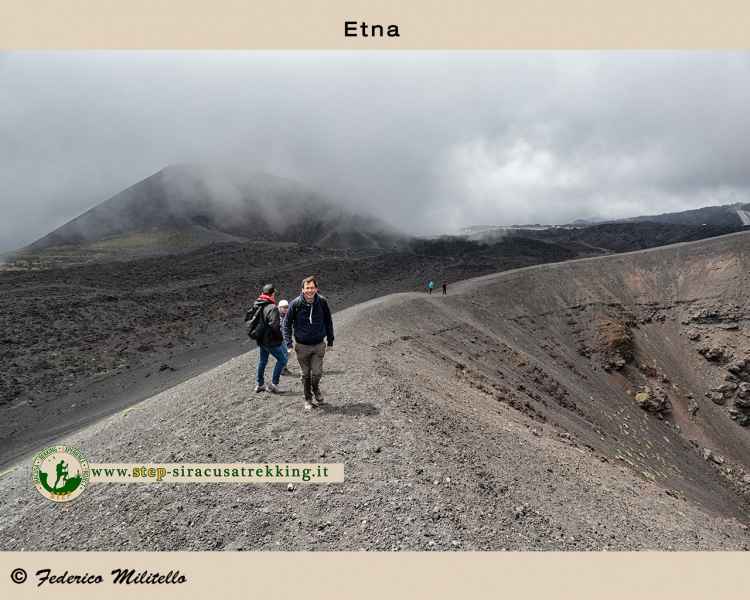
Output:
1,51,750,251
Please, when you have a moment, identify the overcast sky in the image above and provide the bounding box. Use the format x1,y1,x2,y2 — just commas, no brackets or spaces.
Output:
2,51,750,251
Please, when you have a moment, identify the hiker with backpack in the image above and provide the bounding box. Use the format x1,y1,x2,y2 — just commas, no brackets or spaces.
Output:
244,283,288,394
283,276,335,411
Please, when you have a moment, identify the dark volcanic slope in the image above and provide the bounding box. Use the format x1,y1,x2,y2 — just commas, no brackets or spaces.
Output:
622,203,750,227
516,221,745,253
2,232,749,551
19,164,405,260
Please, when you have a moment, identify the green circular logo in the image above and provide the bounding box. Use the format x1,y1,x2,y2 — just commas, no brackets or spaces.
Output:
31,446,90,502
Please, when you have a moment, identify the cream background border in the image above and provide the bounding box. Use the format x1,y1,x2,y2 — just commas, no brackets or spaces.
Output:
1,552,749,598
1,0,750,48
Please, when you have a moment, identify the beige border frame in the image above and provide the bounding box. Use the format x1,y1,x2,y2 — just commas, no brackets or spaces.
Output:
1,0,750,48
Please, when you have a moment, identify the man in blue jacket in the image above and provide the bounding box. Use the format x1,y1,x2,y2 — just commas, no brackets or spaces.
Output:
283,276,335,411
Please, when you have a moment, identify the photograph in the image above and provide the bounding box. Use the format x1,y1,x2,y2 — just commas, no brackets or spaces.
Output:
1,50,749,553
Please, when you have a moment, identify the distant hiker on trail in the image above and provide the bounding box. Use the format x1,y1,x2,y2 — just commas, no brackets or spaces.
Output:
278,299,294,376
244,283,288,394
283,276,335,411
442,281,447,295
427,280,434,294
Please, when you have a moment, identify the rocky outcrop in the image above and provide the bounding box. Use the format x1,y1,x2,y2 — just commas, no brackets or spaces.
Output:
634,386,672,415
596,318,634,371
698,345,729,363
703,359,750,426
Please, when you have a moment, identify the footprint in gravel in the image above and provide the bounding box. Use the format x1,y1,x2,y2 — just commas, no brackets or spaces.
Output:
318,403,379,417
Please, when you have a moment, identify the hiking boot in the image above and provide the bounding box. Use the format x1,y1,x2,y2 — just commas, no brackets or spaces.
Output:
266,382,281,394
311,376,325,405
302,376,316,409
254,383,265,393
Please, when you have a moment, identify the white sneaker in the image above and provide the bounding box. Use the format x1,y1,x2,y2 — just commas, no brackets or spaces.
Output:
254,384,265,393
266,382,281,394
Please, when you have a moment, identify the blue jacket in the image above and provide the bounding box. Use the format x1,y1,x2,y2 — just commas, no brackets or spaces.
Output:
283,294,334,347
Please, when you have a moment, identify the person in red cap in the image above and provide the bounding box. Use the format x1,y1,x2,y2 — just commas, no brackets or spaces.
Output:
244,283,288,394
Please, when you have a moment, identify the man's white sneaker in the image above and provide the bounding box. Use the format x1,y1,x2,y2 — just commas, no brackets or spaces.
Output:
266,382,281,394
254,384,265,393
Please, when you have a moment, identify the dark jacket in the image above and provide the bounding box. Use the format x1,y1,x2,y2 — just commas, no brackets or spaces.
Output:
280,311,292,347
283,293,334,347
245,299,284,347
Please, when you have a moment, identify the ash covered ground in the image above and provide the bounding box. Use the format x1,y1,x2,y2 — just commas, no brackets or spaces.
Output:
2,232,750,550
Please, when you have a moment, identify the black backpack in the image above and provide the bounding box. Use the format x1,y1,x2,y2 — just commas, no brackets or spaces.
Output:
245,304,268,341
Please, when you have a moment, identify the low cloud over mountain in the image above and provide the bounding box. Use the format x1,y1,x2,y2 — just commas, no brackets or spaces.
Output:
2,52,750,251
